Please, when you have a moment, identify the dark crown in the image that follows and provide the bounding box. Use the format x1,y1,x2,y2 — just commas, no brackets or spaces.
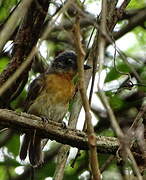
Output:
50,50,91,73
51,51,77,72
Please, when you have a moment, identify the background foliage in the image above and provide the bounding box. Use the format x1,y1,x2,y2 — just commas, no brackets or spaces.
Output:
0,0,146,179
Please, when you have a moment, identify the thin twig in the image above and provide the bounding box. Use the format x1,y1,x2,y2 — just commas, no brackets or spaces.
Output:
130,104,146,131
53,145,70,180
97,1,142,180
73,16,101,180
117,0,131,18
100,155,115,173
97,0,106,91
99,90,142,180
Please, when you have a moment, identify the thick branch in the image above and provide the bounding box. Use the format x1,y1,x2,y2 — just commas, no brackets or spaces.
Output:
119,7,146,20
0,0,33,52
0,0,50,105
0,109,118,154
114,7,146,40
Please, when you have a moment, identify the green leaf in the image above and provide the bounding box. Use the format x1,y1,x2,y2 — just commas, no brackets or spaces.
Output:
0,57,9,72
36,160,56,180
0,0,18,21
105,62,130,82
0,167,7,180
107,92,124,110
0,158,20,167
0,6,8,21
98,129,115,137
127,0,146,9
7,135,20,157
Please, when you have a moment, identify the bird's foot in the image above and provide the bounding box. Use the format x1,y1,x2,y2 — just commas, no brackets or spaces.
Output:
61,121,67,129
41,116,49,123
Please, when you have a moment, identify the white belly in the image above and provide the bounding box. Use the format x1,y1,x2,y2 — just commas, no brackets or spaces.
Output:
28,93,68,122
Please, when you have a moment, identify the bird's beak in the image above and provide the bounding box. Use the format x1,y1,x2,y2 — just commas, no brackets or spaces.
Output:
84,64,92,70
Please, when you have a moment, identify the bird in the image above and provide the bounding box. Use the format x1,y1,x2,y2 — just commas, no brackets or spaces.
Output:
19,50,91,167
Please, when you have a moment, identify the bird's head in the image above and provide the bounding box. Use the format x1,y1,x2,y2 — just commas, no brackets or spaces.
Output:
51,51,91,76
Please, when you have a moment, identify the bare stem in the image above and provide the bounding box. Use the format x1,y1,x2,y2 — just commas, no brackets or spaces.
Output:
73,16,101,180
97,1,142,179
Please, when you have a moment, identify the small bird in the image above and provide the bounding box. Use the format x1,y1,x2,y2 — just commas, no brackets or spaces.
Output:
19,51,91,166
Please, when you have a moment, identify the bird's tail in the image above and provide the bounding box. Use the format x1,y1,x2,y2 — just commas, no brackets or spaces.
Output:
29,132,43,167
19,133,30,161
20,132,43,167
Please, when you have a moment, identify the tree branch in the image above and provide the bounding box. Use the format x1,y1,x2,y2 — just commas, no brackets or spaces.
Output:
0,0,34,52
0,109,119,154
0,0,50,106
73,16,101,179
114,7,146,40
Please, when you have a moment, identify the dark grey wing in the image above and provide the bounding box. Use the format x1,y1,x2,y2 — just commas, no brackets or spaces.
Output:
20,74,45,165
24,74,45,111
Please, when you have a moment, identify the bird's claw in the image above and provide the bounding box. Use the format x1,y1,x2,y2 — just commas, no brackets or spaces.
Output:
41,116,49,123
61,121,67,129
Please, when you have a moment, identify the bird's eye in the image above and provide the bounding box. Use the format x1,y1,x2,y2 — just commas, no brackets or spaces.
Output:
57,61,63,67
67,59,73,64
68,59,72,63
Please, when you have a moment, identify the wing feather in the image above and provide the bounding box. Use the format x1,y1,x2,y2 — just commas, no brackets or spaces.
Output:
24,74,45,111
